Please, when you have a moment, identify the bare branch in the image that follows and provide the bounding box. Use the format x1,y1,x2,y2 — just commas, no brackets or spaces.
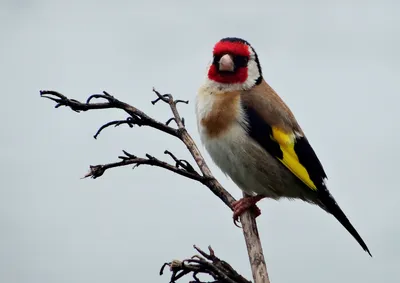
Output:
164,150,197,174
81,150,204,182
175,99,189,105
160,246,251,283
40,90,178,137
93,117,139,139
41,89,271,283
165,117,177,126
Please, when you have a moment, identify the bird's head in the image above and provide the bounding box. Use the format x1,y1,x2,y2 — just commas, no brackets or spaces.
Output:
205,37,263,92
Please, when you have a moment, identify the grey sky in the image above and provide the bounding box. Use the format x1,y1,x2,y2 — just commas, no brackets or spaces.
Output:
1,0,399,282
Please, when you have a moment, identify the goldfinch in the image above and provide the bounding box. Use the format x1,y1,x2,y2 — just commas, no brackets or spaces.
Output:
196,37,371,256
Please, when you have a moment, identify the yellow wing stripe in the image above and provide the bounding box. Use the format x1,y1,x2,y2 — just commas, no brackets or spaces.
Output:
271,127,317,191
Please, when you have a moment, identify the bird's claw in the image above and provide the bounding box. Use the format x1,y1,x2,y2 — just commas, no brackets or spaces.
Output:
231,197,262,228
233,217,242,228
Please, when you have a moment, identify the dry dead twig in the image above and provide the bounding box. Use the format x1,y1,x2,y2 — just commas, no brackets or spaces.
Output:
160,245,252,283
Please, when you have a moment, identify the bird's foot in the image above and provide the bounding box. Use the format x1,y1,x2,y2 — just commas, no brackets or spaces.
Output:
232,195,264,227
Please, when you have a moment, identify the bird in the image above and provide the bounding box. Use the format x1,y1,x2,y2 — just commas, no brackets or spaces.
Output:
195,37,371,256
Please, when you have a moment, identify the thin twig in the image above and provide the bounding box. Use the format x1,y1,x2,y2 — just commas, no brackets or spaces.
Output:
164,150,197,173
93,117,140,139
81,150,203,182
40,90,179,137
160,246,251,283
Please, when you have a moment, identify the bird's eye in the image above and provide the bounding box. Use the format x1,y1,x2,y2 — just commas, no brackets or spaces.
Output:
233,56,249,68
213,55,222,65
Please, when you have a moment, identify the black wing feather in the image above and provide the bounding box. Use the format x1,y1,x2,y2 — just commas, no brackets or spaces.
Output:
242,104,372,256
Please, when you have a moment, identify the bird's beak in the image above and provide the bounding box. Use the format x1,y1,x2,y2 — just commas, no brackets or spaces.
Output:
219,54,234,72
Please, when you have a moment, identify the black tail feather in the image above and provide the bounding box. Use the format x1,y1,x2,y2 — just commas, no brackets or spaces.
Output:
319,192,372,257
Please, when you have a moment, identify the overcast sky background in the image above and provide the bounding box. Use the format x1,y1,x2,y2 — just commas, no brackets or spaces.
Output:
1,0,399,282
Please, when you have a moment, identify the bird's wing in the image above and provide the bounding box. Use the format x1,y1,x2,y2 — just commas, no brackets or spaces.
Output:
240,100,327,191
240,87,372,256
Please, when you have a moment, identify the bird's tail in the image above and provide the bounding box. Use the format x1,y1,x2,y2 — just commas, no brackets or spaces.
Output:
318,193,372,257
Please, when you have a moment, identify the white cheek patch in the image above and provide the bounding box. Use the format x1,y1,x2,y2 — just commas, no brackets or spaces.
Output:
243,51,260,89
